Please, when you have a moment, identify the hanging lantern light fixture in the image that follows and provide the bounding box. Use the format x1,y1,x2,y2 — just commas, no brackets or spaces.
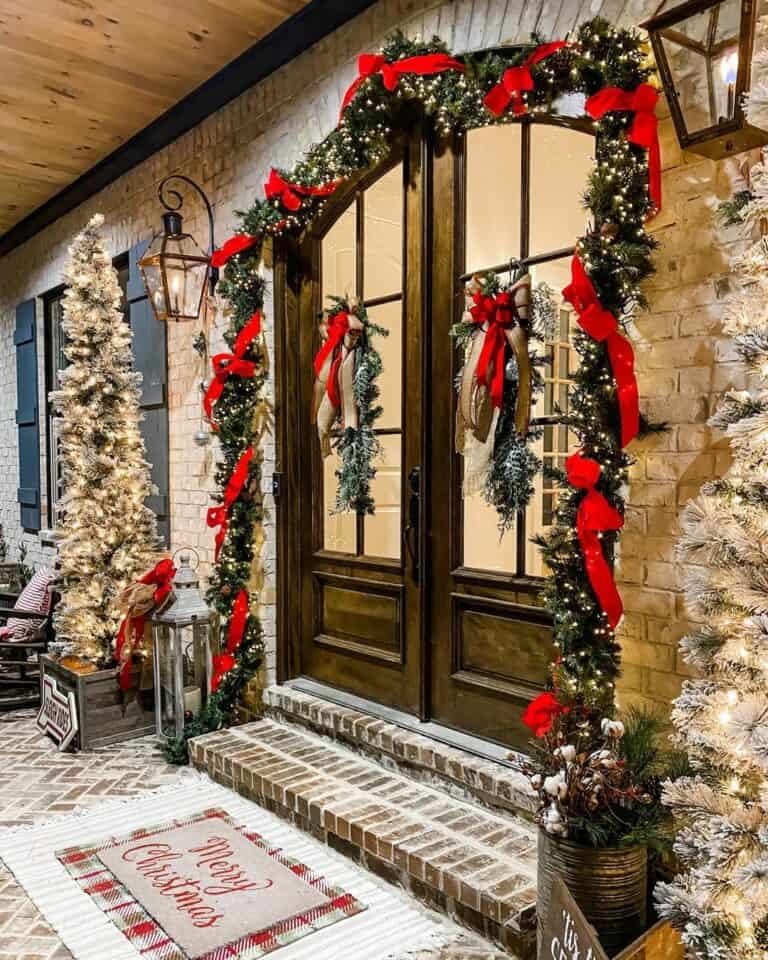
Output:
642,0,768,159
139,175,218,322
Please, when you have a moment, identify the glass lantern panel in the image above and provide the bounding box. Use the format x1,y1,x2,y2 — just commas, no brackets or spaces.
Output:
188,622,212,711
140,259,165,317
657,4,712,43
714,0,742,43
661,34,714,132
162,252,208,320
153,623,180,739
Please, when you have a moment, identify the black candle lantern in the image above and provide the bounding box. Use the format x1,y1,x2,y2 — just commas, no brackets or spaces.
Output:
139,175,219,322
642,0,768,158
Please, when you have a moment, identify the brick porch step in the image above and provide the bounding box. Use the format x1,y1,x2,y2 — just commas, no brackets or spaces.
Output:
264,685,536,818
191,720,538,958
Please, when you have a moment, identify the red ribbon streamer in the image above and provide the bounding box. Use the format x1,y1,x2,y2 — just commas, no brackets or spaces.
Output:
211,588,249,692
562,256,639,448
203,311,262,425
314,310,351,408
115,558,177,691
484,41,568,116
264,169,339,212
207,446,255,562
339,52,465,120
469,290,514,410
586,83,661,214
566,452,624,630
211,234,259,269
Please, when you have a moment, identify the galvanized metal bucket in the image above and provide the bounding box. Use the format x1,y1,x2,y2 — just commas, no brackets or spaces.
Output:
537,829,647,957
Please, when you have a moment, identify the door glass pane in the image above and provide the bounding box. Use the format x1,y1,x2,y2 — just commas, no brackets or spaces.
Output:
323,451,356,553
463,492,517,572
525,258,580,577
364,164,403,301
322,202,357,299
465,125,521,271
364,434,402,559
367,299,402,430
529,125,593,256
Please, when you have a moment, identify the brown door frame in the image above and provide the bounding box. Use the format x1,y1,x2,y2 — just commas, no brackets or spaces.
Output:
274,130,428,716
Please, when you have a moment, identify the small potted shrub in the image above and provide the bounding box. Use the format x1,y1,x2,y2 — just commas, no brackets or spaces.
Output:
525,691,686,956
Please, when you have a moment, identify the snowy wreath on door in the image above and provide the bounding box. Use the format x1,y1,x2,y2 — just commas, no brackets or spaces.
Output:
199,18,659,735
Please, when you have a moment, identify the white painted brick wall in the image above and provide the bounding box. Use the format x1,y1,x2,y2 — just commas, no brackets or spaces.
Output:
0,0,751,703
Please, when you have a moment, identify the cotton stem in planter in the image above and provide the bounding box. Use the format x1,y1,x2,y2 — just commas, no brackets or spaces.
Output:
656,149,768,960
50,214,159,664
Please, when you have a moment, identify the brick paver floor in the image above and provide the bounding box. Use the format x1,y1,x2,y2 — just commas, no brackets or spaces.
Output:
0,711,515,960
0,709,182,960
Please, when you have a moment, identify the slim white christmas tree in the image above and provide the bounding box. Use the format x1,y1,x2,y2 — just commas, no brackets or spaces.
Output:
656,152,768,958
51,214,159,662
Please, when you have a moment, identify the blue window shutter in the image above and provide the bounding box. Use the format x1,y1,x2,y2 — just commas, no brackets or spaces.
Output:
14,299,41,531
128,240,170,546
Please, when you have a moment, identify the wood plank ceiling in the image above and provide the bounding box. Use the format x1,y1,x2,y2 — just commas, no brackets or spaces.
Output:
0,0,307,235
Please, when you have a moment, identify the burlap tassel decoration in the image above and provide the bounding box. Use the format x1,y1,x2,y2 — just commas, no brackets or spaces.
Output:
312,300,364,458
456,274,533,494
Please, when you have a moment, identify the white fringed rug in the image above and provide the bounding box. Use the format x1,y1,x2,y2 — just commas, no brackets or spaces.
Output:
0,773,462,960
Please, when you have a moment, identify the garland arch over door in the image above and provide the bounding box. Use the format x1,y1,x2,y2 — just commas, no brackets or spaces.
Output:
277,116,596,749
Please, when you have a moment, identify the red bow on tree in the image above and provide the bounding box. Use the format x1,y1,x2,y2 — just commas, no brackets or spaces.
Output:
211,588,249,692
586,83,661,214
264,169,339,213
566,452,624,630
115,558,177,691
206,446,254,563
339,52,465,120
211,234,259,269
203,311,262,426
562,256,639,448
484,41,568,116
469,290,516,410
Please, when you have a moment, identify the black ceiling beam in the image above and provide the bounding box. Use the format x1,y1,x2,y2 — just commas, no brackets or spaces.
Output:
0,0,377,258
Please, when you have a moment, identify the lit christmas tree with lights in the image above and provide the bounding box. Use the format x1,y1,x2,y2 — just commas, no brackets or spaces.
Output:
51,214,159,662
656,149,768,958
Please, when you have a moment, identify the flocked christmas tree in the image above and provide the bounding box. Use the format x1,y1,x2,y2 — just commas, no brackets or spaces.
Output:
51,214,159,662
655,148,768,958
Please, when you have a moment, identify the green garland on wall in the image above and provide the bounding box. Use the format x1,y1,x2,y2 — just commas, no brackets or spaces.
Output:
174,17,659,759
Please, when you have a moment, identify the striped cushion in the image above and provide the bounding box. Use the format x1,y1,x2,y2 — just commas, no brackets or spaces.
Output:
4,567,53,642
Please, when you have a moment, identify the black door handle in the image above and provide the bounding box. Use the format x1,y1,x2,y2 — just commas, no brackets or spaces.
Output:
403,466,421,583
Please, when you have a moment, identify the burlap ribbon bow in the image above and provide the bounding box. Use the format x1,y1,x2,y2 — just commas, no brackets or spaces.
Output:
312,306,364,457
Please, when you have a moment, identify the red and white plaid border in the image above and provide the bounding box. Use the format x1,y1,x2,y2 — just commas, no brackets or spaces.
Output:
56,807,366,960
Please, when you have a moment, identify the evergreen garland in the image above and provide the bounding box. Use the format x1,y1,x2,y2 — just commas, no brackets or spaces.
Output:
188,17,659,752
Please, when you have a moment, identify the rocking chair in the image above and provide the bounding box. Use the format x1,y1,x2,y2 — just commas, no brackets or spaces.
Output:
0,586,56,710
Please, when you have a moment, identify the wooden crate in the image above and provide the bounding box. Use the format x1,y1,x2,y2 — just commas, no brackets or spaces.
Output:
614,920,684,960
40,655,155,750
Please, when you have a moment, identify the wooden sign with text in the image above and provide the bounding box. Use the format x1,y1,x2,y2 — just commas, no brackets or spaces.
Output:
540,878,609,960
540,878,685,960
36,674,79,751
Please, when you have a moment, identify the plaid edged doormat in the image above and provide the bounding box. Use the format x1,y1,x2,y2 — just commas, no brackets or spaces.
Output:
56,807,365,960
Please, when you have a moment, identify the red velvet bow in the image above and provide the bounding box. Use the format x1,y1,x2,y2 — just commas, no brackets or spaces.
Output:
115,558,177,691
203,311,262,425
484,41,567,116
469,290,515,410
211,234,259,269
264,169,339,213
212,588,249,692
207,446,254,562
314,310,351,407
586,83,661,214
566,452,624,630
339,52,465,120
562,256,639,448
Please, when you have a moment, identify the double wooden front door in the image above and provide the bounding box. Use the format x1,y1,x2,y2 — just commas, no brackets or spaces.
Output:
277,121,593,750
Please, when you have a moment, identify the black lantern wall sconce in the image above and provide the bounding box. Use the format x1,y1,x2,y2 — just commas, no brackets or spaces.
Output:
642,0,768,159
139,175,218,323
